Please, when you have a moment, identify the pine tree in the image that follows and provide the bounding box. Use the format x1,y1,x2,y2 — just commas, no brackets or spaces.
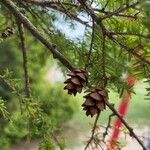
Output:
0,0,150,149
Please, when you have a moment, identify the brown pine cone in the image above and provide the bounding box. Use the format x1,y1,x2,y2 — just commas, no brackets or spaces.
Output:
82,87,108,117
64,69,88,96
1,27,15,38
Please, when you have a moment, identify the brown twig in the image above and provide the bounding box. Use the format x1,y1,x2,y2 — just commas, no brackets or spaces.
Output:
103,113,115,141
84,112,100,150
51,132,64,150
24,0,141,20
0,0,75,71
106,102,147,150
17,22,31,98
23,0,78,8
23,0,90,27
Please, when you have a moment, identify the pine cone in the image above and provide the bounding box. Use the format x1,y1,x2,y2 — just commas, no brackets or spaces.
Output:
64,69,88,96
1,27,15,38
82,87,108,117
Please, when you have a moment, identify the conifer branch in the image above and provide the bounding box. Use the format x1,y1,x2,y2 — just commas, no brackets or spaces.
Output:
0,0,75,72
77,0,150,65
106,102,147,150
108,36,150,65
103,113,115,141
84,112,100,150
17,22,31,98
51,132,64,150
23,0,90,27
23,0,78,8
101,0,144,20
77,1,148,149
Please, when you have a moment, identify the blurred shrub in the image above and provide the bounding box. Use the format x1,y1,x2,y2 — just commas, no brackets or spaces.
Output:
0,24,77,149
0,135,10,150
4,112,28,143
39,138,55,150
0,82,77,149
33,82,77,127
142,1,150,33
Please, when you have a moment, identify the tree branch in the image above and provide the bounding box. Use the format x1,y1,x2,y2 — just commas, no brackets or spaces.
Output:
103,113,114,141
108,35,150,65
106,102,147,150
84,112,100,150
17,22,31,98
77,0,150,65
23,0,90,27
0,0,75,71
51,132,64,150
24,0,78,8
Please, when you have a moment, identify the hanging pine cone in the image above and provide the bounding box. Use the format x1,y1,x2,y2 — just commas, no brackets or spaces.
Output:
64,69,88,96
82,87,108,117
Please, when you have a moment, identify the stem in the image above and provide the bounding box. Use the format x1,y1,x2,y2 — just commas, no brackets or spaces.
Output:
103,113,115,141
85,19,95,68
51,132,64,150
84,112,100,150
101,33,108,87
17,22,31,98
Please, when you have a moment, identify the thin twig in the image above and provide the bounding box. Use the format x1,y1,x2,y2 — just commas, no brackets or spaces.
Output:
17,22,31,98
103,113,115,141
24,0,141,20
101,33,108,87
85,18,95,68
84,112,100,150
23,0,78,8
24,0,90,27
51,132,64,150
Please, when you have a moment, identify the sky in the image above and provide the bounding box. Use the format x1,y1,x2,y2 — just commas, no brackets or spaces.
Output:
54,12,89,40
